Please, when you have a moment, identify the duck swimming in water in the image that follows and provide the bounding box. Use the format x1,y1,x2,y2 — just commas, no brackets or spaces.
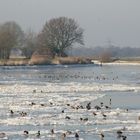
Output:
100,102,104,107
117,130,123,138
109,98,112,106
51,129,54,135
24,130,29,137
100,132,104,140
86,102,91,110
24,130,29,135
75,132,79,138
121,135,127,140
10,110,14,116
36,131,40,137
65,116,71,120
95,105,101,110
62,133,66,138
93,111,97,116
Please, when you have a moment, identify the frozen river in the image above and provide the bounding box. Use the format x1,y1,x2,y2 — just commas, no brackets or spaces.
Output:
0,64,140,140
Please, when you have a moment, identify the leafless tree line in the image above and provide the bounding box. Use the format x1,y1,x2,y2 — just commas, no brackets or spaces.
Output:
0,17,84,59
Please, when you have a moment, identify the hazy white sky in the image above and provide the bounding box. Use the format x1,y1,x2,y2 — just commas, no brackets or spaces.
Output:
0,0,140,48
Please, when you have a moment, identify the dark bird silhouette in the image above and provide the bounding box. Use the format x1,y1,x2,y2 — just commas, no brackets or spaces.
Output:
117,130,123,138
62,133,66,138
117,130,122,135
10,110,14,115
75,132,79,138
93,112,97,116
24,130,29,137
79,105,84,109
95,105,101,110
83,118,88,121
33,90,36,93
100,102,104,107
86,102,91,110
20,112,27,117
30,102,36,106
24,130,29,134
51,129,54,134
109,98,112,106
65,116,71,120
122,135,127,140
50,102,53,105
80,118,83,121
36,131,40,137
100,132,104,140
105,105,111,109
40,103,45,106
102,114,107,118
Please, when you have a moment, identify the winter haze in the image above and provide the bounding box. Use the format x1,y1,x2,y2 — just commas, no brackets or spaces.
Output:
0,0,140,48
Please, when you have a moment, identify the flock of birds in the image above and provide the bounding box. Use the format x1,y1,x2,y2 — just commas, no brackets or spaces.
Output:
0,94,129,140
0,69,135,140
38,72,119,82
22,129,80,140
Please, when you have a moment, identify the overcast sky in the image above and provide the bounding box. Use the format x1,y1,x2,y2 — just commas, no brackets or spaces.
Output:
0,0,140,48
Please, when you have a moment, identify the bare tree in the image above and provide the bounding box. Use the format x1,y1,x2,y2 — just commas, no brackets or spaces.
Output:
38,17,84,57
0,21,24,59
22,30,37,58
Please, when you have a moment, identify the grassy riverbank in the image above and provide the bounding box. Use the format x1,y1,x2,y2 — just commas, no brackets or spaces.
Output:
0,57,94,66
0,57,140,66
0,58,30,66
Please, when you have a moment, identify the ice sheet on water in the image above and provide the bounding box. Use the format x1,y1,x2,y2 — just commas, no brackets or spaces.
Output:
0,82,140,94
0,81,140,139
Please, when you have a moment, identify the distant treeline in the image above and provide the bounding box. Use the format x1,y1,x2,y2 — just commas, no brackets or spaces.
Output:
0,17,84,59
0,18,139,60
70,46,140,58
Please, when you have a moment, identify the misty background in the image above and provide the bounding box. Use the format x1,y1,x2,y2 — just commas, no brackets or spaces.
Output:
0,0,140,57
